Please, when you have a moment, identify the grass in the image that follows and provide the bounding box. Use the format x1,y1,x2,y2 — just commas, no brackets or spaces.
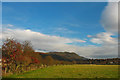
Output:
3,64,119,78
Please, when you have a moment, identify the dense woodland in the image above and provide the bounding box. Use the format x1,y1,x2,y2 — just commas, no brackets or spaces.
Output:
1,39,119,74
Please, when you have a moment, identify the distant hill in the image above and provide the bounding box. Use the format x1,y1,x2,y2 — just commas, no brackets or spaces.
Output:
36,52,88,62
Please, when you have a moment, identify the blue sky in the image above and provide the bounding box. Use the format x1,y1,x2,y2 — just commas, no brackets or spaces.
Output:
2,2,107,46
2,2,118,58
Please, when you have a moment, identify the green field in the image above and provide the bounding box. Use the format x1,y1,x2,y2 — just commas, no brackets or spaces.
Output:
4,65,119,78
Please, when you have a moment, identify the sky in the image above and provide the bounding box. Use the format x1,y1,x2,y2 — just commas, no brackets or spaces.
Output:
1,2,118,59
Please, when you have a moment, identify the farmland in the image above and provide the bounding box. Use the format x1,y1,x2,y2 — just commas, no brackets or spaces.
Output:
4,64,119,78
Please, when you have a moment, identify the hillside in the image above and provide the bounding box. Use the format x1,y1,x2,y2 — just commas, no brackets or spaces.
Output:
36,52,88,62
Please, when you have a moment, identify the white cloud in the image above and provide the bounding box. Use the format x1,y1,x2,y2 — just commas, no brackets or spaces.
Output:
89,2,118,46
90,32,117,45
1,28,118,59
86,2,118,58
7,24,14,27
84,2,119,58
1,28,86,48
101,2,118,33
72,39,86,43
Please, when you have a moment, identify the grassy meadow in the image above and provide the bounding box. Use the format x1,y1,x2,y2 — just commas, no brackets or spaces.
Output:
4,64,119,78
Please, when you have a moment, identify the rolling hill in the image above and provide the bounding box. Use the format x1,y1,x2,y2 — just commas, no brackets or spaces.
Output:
36,52,88,62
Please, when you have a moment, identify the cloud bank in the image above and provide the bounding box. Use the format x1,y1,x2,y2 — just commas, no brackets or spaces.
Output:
1,27,118,59
101,2,118,33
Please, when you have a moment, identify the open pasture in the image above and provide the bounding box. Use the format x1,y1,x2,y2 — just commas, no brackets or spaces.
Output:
4,65,119,78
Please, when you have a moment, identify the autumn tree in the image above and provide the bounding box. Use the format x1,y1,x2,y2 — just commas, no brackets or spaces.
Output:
2,39,35,73
2,39,23,73
22,41,34,56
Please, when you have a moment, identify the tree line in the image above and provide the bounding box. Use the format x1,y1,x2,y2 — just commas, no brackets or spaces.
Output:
2,39,76,74
1,39,119,75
